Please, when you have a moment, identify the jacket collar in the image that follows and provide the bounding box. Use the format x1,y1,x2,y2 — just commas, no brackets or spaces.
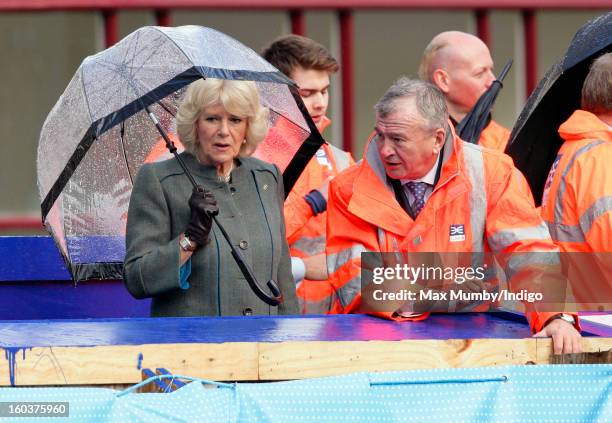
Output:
180,152,244,185
559,110,612,143
316,115,332,134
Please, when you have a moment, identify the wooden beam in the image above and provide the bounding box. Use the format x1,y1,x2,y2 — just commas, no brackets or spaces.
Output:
2,338,609,386
259,339,537,380
535,337,612,363
0,343,258,386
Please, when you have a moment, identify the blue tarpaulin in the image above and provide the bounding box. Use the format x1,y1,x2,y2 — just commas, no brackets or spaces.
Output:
0,365,609,422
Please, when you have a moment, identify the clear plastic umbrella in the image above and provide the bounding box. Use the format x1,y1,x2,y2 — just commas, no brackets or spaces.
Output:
37,25,323,282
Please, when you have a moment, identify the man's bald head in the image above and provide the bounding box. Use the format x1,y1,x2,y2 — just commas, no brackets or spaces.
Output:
418,31,495,121
419,32,489,82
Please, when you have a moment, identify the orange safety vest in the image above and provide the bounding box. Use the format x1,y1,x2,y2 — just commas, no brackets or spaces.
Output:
285,117,355,314
326,124,566,332
478,119,511,152
540,110,612,309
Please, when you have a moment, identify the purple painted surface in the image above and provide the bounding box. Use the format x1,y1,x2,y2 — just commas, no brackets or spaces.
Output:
580,320,612,337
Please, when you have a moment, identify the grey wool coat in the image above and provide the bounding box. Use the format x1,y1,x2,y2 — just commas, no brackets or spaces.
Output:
123,152,298,317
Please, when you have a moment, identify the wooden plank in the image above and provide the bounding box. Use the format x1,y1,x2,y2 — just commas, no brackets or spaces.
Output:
259,339,538,380
1,337,610,386
0,343,258,386
535,337,612,364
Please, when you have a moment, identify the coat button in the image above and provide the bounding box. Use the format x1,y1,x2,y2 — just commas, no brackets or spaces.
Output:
243,308,253,316
239,240,248,250
230,186,236,194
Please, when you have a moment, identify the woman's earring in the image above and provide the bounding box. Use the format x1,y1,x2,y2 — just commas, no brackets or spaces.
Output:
242,139,247,144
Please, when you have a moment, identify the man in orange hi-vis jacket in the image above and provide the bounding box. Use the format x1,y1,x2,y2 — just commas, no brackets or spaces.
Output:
326,77,581,354
418,31,510,151
541,53,612,309
263,35,355,314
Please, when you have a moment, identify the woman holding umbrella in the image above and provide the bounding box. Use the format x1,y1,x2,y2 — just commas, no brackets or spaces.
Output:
124,78,298,317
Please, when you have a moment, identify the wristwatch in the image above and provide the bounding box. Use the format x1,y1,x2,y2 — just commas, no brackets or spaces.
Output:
549,313,576,326
179,234,196,252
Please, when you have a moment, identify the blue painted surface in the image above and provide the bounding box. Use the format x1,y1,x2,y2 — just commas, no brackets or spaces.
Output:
0,281,150,320
0,314,607,349
4,348,30,386
0,236,125,281
0,236,150,319
0,236,71,281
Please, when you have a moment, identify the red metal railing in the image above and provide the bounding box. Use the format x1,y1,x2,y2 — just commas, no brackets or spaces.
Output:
0,216,44,230
1,0,608,230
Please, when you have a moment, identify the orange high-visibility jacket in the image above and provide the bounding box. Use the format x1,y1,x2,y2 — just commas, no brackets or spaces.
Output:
542,110,612,252
326,125,565,332
284,117,355,314
540,110,612,309
478,119,511,152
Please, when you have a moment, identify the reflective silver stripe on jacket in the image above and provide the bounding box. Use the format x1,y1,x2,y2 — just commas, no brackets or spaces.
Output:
547,140,607,242
462,143,486,251
553,140,605,224
548,195,612,243
488,223,550,251
377,227,387,251
329,144,352,172
300,294,337,314
327,244,368,308
327,244,368,275
336,274,362,308
503,252,560,281
291,235,326,256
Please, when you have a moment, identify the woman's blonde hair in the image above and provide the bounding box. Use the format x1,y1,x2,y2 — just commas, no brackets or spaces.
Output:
176,78,269,157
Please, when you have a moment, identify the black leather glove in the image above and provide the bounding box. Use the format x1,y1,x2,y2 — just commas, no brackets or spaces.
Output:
185,187,219,247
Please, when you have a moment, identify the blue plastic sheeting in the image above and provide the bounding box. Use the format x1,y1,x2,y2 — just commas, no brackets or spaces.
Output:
0,365,609,422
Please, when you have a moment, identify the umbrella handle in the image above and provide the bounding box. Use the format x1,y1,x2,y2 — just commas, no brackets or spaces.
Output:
145,107,283,307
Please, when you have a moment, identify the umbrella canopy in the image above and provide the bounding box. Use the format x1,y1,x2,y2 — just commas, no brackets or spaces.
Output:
456,59,512,144
506,12,612,205
37,25,323,281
